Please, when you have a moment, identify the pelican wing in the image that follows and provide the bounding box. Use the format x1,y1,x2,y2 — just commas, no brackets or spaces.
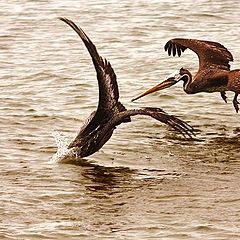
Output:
68,107,195,157
59,17,129,140
107,107,195,139
59,17,127,112
164,38,233,70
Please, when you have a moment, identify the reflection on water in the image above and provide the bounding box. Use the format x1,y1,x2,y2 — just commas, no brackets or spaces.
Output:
1,0,240,239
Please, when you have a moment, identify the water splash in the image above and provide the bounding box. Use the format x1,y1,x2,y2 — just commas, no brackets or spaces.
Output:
50,131,77,163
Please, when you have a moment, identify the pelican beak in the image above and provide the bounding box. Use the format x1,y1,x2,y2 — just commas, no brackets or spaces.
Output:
131,77,178,102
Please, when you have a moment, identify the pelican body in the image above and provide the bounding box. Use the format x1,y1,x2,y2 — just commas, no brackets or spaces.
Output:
58,18,194,158
132,38,240,113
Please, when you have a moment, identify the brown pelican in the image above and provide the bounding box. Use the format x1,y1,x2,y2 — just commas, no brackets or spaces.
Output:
57,18,194,158
132,38,240,113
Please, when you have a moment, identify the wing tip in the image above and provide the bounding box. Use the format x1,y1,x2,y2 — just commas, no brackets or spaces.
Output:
164,40,184,57
58,17,90,43
58,17,69,24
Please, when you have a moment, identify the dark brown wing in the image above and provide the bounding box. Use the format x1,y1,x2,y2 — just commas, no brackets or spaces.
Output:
59,17,129,140
68,107,195,157
164,38,233,70
108,108,195,139
59,17,123,111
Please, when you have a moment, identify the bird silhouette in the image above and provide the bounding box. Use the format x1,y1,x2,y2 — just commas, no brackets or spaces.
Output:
132,38,240,113
57,18,194,158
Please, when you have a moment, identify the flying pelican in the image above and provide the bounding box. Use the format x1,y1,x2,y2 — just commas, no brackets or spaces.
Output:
57,18,194,158
132,38,240,113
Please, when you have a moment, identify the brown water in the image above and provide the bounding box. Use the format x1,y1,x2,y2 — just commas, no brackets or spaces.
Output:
1,1,240,239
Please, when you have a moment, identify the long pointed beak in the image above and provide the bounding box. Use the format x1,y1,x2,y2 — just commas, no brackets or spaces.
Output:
131,78,178,102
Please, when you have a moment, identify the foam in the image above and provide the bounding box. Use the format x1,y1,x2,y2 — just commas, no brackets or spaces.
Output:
50,131,77,163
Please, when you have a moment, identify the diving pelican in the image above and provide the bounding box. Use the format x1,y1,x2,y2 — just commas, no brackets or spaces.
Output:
132,38,240,113
57,18,194,158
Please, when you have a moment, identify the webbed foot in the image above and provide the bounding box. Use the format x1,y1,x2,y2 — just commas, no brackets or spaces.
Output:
220,91,227,103
233,93,239,113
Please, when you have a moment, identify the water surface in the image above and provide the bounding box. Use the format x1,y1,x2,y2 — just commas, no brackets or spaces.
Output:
1,1,240,239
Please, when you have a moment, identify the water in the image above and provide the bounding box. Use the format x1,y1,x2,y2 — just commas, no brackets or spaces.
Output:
1,0,240,239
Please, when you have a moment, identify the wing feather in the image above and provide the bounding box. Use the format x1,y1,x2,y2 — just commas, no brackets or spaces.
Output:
59,17,122,111
59,17,129,141
164,38,233,70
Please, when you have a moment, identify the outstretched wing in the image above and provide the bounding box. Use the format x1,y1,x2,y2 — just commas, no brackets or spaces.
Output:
59,17,129,140
59,17,123,111
164,38,233,70
68,107,195,158
107,107,195,139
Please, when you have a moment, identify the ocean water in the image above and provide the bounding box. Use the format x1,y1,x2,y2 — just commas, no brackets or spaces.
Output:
1,1,240,239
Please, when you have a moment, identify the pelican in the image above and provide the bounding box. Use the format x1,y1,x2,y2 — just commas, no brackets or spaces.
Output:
57,18,194,158
132,38,240,113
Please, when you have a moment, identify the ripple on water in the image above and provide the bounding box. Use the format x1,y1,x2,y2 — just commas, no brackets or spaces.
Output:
1,0,240,239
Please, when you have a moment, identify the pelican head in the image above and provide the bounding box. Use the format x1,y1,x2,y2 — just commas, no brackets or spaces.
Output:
131,68,191,102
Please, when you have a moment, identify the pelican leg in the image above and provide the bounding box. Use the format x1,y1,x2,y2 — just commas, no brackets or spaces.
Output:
220,91,227,103
233,93,239,113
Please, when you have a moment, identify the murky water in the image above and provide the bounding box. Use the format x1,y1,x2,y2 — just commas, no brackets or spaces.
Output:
1,0,240,239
